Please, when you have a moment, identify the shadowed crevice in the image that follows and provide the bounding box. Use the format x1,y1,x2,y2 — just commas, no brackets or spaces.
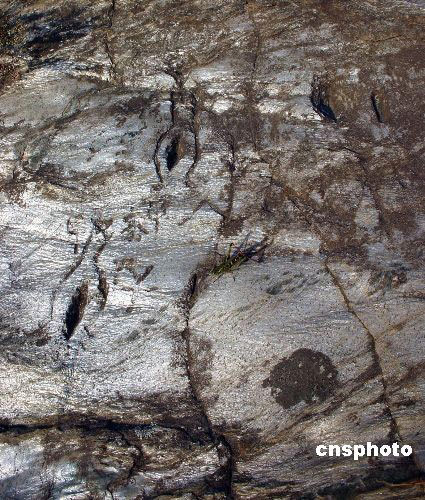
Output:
310,75,337,122
371,92,383,123
166,136,181,171
64,282,89,340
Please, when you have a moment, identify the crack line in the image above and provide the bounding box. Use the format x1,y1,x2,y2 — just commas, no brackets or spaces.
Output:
153,74,181,183
285,184,402,443
50,231,93,319
104,0,117,81
185,89,201,187
181,274,235,499
108,0,116,28
323,260,402,443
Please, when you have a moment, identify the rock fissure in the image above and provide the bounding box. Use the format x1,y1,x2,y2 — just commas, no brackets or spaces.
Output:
221,136,237,233
283,187,403,444
109,0,116,28
245,1,262,82
1,0,425,497
106,427,145,496
94,245,109,309
153,129,168,183
310,75,337,122
181,273,235,499
104,38,116,82
371,92,383,123
63,231,93,282
323,260,402,443
0,418,209,443
63,281,89,341
185,89,201,187
49,231,94,319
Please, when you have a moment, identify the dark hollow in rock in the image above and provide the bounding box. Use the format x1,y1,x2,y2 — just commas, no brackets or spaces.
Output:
371,92,383,123
165,137,181,171
310,75,337,122
64,282,89,340
262,348,339,408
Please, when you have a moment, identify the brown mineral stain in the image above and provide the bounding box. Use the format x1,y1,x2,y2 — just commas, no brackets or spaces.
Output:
262,348,339,408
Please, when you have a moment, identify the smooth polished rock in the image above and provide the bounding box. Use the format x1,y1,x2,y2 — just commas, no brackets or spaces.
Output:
0,0,424,497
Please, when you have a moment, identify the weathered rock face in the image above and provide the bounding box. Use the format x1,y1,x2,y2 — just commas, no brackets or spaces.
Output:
0,0,424,498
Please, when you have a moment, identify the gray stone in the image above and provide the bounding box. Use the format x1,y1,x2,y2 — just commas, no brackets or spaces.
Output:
0,0,424,497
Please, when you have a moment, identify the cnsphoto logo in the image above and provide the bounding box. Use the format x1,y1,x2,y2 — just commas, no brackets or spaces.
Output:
316,442,413,461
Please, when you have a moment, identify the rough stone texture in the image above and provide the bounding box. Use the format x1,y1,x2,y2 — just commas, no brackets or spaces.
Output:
0,0,424,498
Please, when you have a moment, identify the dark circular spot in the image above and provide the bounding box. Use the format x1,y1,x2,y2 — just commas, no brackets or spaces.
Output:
262,348,339,409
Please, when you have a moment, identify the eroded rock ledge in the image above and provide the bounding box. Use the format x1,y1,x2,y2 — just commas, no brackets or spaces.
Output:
0,0,424,498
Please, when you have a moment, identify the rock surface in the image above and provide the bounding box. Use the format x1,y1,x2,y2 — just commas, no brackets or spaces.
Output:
0,0,425,498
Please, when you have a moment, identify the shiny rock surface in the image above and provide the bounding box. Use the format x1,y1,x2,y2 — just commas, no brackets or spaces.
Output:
0,0,425,498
